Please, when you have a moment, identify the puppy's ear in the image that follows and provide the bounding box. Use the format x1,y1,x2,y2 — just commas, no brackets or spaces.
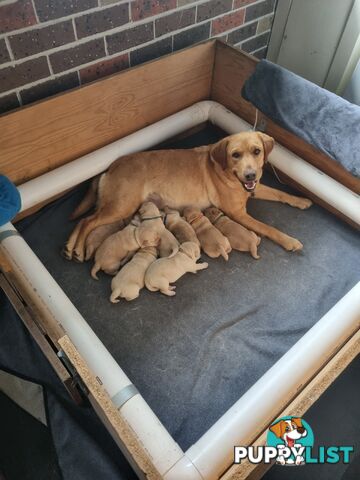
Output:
210,139,228,170
258,133,274,162
270,420,286,438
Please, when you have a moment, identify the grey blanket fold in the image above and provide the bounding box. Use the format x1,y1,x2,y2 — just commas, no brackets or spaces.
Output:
242,59,360,177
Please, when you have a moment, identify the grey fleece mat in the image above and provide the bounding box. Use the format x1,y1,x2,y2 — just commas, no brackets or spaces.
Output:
17,128,360,452
242,59,360,177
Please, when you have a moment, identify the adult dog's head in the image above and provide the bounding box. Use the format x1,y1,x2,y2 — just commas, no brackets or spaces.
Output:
210,132,274,192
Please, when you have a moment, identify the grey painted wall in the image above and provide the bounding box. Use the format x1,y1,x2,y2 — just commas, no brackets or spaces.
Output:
342,59,360,105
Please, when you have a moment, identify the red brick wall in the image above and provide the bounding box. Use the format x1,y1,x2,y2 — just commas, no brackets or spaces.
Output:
0,0,275,114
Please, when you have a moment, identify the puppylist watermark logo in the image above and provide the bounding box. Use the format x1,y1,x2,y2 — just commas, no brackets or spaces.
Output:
234,416,354,466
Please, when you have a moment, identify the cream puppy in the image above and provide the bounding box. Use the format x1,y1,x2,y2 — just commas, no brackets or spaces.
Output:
145,241,208,296
159,228,179,258
163,207,200,246
85,219,125,260
183,206,231,261
204,207,261,259
139,201,166,237
91,224,159,279
110,246,157,303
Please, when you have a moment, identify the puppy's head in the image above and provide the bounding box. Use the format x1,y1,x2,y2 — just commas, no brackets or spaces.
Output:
164,206,180,218
180,241,201,260
183,206,202,224
270,418,307,443
210,131,274,193
138,228,160,248
204,207,222,224
139,201,160,218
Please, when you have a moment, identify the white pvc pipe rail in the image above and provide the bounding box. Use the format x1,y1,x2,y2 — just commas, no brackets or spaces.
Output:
2,101,359,480
182,282,360,479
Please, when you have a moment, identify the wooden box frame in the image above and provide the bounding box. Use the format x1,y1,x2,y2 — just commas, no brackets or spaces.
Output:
0,40,359,479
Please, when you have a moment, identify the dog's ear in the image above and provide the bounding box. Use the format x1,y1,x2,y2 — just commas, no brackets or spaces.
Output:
258,133,274,162
210,139,229,170
270,420,286,438
292,417,303,428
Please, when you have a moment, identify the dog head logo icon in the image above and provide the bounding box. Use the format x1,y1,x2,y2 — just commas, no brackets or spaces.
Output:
267,416,314,465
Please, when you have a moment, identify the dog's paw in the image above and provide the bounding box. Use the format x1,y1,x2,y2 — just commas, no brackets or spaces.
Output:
295,197,313,210
283,237,303,252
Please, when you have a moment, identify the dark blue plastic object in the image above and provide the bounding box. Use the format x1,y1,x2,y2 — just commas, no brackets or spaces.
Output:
0,175,22,226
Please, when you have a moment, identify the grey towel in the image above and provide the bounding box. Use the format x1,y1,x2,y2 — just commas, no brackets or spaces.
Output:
242,60,360,177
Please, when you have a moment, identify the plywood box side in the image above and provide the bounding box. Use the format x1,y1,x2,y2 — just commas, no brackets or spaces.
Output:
0,41,216,185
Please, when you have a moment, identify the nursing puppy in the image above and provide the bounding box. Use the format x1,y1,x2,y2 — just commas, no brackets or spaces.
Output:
204,207,261,259
110,246,157,302
183,207,231,261
163,207,200,246
159,228,179,258
91,224,159,279
145,241,208,296
85,220,125,260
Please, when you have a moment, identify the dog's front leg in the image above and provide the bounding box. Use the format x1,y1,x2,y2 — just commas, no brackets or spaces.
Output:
253,184,312,210
226,210,303,251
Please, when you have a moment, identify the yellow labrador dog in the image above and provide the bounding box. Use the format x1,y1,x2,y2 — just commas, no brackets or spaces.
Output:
64,132,312,261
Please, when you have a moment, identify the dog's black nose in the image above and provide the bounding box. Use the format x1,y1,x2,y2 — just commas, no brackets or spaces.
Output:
297,427,305,434
245,171,256,181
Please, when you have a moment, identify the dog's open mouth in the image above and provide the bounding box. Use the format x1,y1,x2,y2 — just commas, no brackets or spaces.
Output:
285,436,295,448
242,180,257,192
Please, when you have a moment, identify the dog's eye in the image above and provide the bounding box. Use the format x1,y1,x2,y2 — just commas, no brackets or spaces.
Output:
232,152,241,159
285,426,290,432
254,148,261,155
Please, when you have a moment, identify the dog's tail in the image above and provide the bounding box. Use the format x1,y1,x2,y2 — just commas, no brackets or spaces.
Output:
69,175,100,220
91,262,100,280
219,245,229,261
168,245,179,258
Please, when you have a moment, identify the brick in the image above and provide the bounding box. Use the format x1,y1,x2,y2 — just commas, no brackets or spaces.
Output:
75,4,129,39
0,39,10,64
257,14,273,34
130,37,172,66
245,0,275,22
20,72,80,104
155,7,195,37
34,0,98,22
241,30,270,52
9,21,75,60
50,38,106,74
233,0,256,8
173,22,210,51
131,0,176,22
0,1,37,34
80,53,129,83
0,57,49,94
227,20,256,45
107,23,153,54
197,0,232,23
211,9,245,35
0,93,20,114
252,46,267,59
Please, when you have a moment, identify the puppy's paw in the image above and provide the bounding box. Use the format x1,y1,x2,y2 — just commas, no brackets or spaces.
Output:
73,249,85,263
283,237,303,252
61,246,72,260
